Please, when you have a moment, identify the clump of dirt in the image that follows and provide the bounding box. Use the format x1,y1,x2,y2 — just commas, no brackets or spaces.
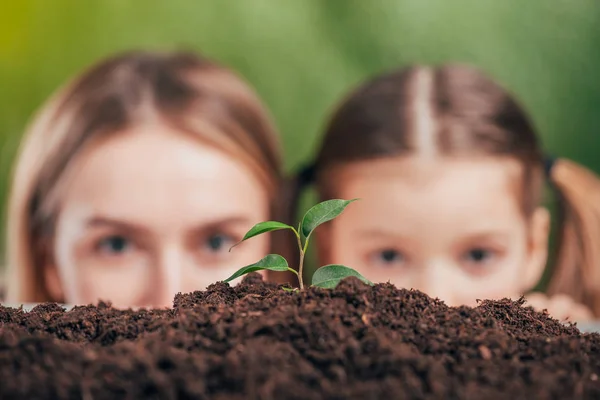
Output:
0,273,599,399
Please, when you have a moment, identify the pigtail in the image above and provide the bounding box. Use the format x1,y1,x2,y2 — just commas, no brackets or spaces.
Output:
267,164,316,286
546,158,600,316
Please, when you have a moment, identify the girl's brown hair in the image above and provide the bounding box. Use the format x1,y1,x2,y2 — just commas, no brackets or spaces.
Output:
289,64,600,316
6,50,283,302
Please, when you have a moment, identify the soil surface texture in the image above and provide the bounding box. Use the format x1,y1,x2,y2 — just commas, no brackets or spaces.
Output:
0,273,599,399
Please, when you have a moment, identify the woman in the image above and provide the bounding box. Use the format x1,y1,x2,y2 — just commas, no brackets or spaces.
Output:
6,50,284,308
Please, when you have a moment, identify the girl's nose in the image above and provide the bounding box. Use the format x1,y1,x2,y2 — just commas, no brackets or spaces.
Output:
414,260,455,305
151,248,183,307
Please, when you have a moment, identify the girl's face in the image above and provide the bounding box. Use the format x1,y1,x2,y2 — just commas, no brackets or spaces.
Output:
320,156,549,307
46,122,270,308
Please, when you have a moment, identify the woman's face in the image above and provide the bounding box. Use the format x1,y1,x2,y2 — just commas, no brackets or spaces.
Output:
47,122,270,308
320,156,549,307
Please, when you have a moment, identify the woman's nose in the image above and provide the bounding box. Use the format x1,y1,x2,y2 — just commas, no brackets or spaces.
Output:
151,248,183,307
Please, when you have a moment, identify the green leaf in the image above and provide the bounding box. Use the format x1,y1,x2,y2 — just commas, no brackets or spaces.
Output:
300,199,358,238
311,264,373,289
230,221,294,251
223,254,290,283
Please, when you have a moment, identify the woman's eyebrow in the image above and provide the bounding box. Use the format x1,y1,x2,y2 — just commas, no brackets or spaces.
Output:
87,216,253,232
86,216,149,234
188,216,253,233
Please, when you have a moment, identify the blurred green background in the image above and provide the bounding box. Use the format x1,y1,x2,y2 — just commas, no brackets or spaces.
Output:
1,0,600,277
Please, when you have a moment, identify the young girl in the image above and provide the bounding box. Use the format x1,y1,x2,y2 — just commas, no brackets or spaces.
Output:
291,64,599,322
5,50,285,308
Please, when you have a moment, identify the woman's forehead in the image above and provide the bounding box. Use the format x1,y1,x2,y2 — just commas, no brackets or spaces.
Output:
54,126,269,230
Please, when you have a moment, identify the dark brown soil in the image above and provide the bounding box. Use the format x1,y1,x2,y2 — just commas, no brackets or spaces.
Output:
1,273,599,399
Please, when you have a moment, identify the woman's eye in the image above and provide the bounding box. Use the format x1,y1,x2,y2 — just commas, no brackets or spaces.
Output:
97,235,131,255
204,234,234,252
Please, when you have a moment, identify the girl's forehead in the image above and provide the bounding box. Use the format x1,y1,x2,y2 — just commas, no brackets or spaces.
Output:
330,156,525,222
329,155,522,184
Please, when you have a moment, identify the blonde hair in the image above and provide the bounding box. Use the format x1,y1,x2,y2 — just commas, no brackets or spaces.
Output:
6,50,282,302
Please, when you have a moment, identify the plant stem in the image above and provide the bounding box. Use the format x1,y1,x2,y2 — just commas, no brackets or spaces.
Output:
295,233,305,289
303,237,310,255
298,249,305,290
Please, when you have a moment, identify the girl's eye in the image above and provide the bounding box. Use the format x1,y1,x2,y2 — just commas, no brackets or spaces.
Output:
204,234,234,252
97,235,131,255
463,248,495,264
372,249,405,266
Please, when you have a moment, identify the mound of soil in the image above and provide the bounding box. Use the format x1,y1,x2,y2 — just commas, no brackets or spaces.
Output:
0,273,599,399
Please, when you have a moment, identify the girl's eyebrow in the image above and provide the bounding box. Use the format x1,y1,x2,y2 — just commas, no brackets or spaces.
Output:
355,229,388,237
456,231,511,242
354,229,410,240
355,228,510,242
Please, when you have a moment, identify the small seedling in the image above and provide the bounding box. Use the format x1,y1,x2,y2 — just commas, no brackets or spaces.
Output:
223,199,373,289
